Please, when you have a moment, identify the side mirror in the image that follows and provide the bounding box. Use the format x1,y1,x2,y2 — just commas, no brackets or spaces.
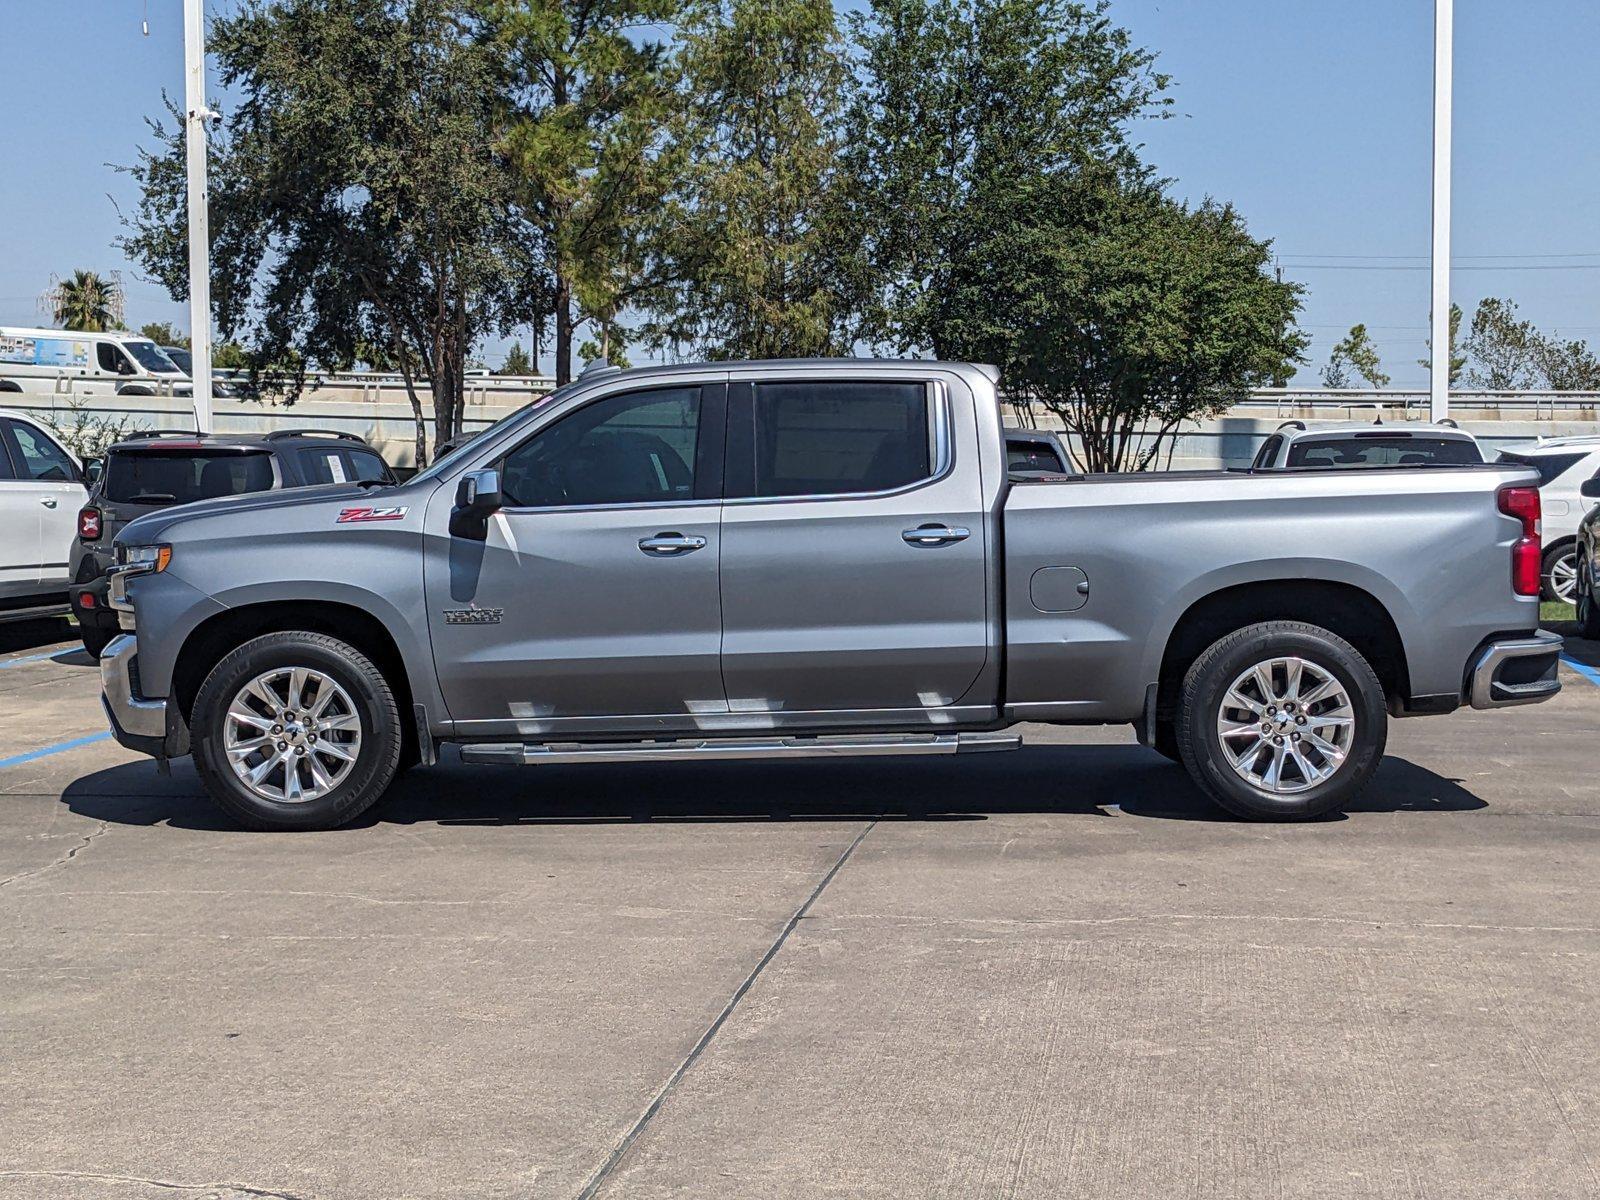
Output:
82,458,103,485
1581,478,1600,499
117,360,136,376
450,468,502,538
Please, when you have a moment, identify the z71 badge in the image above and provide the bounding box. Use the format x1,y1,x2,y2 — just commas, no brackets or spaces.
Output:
337,506,409,524
444,608,504,625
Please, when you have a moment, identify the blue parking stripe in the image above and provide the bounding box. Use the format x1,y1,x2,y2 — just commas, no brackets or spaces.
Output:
0,732,112,770
1561,655,1600,689
0,650,69,670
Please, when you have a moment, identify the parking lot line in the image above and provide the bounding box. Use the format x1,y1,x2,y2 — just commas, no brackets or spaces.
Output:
0,731,111,771
0,650,72,670
1561,655,1600,689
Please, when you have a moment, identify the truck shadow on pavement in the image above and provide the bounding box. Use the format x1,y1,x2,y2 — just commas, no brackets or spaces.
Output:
61,745,1485,831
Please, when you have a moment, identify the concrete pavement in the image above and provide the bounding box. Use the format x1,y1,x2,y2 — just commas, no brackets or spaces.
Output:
2,621,1599,1198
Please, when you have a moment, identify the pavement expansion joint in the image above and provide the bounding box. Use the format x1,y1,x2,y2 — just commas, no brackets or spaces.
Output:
573,818,879,1200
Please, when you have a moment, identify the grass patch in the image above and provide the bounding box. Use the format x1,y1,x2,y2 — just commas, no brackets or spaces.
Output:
1542,601,1576,623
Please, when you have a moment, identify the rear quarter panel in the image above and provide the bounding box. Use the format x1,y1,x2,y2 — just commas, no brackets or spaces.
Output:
1003,465,1539,720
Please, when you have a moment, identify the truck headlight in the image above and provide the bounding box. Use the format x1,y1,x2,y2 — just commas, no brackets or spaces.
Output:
117,544,173,573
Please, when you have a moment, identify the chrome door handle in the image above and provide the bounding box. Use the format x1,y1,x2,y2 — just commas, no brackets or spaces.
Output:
40,498,58,509
902,524,970,546
639,533,707,556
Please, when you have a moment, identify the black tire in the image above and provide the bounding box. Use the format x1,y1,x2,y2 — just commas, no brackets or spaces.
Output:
1542,541,1578,604
191,631,402,831
79,625,117,658
1175,620,1387,821
1578,556,1600,640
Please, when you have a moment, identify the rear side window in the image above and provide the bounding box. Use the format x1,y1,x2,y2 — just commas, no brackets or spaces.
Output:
298,446,397,485
1497,450,1586,487
104,450,274,504
5,420,78,482
1251,434,1285,469
739,381,931,498
1286,436,1481,469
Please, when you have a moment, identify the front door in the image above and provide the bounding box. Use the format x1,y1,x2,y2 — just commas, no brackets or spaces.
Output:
717,376,991,719
0,433,43,596
425,382,728,735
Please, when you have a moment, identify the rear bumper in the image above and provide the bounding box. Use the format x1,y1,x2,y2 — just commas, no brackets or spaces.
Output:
101,634,186,758
1468,631,1563,709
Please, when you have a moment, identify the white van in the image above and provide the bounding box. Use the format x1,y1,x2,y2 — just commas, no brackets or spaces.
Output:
0,408,87,621
0,326,191,400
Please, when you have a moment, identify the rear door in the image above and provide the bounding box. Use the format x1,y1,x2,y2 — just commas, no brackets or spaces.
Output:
718,374,990,717
1,418,83,588
425,381,729,732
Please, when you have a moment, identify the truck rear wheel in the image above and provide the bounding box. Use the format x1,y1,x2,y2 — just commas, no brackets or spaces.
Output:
190,631,403,831
1175,621,1387,821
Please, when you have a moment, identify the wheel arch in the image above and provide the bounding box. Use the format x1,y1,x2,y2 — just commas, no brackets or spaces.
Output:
1155,579,1410,721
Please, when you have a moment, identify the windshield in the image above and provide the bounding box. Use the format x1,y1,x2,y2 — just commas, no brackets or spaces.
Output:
162,347,193,374
104,449,274,505
123,340,181,374
1286,436,1481,468
407,392,566,486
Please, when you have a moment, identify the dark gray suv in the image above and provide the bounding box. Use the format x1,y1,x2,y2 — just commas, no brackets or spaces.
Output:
71,429,394,654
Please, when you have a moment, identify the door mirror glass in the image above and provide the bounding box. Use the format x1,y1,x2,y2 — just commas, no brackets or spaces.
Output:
1580,477,1600,499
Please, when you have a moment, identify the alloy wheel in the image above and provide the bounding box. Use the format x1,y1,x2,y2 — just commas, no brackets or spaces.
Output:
1215,656,1355,795
223,666,363,803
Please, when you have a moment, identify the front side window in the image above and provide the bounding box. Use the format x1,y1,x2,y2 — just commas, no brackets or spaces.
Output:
1287,437,1481,469
745,381,931,498
499,387,701,508
346,449,394,483
123,340,179,373
6,420,77,482
96,343,132,375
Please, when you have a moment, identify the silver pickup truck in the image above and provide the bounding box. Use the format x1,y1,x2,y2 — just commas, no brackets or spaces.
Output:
101,359,1561,830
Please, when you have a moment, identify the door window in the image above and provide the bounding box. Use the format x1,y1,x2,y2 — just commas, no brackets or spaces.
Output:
736,381,932,498
5,420,77,482
96,343,133,375
498,387,703,508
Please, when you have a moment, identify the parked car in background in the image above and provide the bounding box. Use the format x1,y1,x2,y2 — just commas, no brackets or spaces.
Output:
0,326,190,399
1004,428,1072,476
71,429,394,655
1251,421,1483,471
1495,436,1600,604
0,408,85,624
101,359,1556,832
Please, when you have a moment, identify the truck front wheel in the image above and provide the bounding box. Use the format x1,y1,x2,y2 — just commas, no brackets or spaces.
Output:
1175,621,1387,821
190,631,403,831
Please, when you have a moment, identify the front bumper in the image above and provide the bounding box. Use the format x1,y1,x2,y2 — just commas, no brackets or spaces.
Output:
100,634,184,759
1468,631,1563,710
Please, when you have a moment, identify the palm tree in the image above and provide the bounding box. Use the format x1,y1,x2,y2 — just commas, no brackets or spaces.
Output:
51,270,122,332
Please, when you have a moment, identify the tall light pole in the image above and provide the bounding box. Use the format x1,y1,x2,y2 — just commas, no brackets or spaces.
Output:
1429,0,1453,423
183,0,216,432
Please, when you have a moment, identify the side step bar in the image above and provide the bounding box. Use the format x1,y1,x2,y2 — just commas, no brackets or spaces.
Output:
458,731,1021,767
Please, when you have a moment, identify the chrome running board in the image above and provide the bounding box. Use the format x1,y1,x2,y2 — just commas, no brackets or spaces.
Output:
458,731,1021,766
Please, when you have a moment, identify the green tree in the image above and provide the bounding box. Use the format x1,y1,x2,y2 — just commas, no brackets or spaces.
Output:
843,0,1171,357
482,0,682,385
939,171,1304,471
499,340,533,375
119,0,542,466
138,322,189,348
1325,324,1388,390
1534,334,1600,391
52,270,123,332
633,0,852,360
1415,302,1465,385
1462,298,1540,391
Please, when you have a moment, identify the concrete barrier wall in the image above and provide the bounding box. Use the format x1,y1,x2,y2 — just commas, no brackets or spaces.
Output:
11,388,1600,470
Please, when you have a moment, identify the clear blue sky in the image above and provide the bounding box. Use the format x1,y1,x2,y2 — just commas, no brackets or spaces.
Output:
2,0,1597,385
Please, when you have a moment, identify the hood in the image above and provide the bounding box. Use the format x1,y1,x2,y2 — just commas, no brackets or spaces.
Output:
112,481,410,547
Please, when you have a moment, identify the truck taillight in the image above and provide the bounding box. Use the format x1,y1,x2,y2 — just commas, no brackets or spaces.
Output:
1497,485,1541,597
78,507,102,540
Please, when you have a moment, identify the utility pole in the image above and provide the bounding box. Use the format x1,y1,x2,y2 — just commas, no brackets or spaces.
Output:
1429,0,1453,423
184,0,217,432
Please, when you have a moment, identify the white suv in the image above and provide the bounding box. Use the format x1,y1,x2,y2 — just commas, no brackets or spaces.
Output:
1496,436,1600,603
1250,421,1483,471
